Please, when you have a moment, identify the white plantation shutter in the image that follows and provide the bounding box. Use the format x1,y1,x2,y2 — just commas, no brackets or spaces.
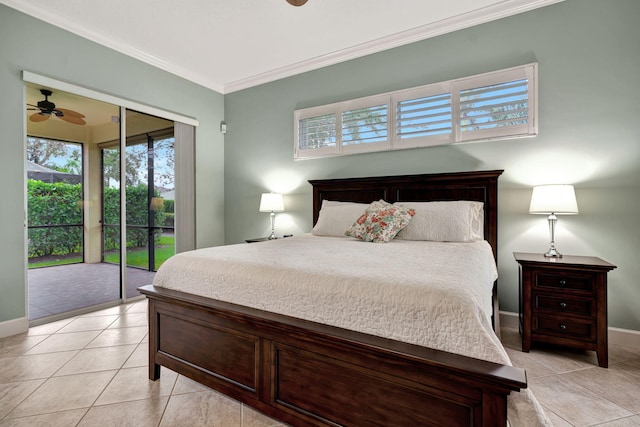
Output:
341,95,390,155
294,63,537,159
298,113,337,150
295,106,339,158
342,104,388,145
459,80,529,131
394,86,453,148
455,65,537,142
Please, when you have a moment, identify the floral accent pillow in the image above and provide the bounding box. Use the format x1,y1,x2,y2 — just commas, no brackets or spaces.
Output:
345,200,415,243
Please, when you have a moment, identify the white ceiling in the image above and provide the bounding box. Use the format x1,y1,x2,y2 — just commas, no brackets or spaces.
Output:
4,0,560,94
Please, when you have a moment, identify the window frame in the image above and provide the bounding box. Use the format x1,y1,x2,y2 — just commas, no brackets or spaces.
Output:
392,82,453,150
294,63,537,160
294,104,339,158
341,94,391,156
453,65,537,143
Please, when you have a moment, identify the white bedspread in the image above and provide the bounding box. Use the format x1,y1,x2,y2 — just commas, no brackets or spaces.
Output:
153,234,550,426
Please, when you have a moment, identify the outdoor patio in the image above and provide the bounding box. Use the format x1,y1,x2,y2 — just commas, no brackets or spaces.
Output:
28,263,156,321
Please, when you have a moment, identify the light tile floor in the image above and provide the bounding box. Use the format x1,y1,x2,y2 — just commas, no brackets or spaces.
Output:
0,300,639,426
0,300,284,427
500,328,640,426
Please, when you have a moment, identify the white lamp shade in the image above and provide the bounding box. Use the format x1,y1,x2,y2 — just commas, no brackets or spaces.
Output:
529,185,579,215
259,193,284,212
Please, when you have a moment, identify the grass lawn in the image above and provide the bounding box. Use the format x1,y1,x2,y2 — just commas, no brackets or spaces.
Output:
29,255,83,269
104,235,175,270
30,235,175,270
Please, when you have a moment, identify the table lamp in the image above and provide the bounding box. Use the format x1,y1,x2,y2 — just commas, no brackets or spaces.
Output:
529,184,578,258
259,193,284,239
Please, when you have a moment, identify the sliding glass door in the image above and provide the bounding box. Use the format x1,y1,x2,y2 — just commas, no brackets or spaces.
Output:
25,83,127,323
24,75,196,324
102,110,175,298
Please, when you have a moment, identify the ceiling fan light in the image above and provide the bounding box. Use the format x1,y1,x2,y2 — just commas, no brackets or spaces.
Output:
27,88,86,125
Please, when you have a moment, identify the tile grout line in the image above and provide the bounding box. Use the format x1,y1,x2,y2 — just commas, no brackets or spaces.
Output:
158,365,182,427
1,306,145,424
560,373,635,421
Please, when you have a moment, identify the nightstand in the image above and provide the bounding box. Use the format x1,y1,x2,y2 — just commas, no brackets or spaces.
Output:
245,237,275,243
514,252,616,367
245,235,293,243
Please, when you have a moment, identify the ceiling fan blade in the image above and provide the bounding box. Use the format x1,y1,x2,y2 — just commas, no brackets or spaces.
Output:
29,113,50,122
56,108,85,118
60,114,86,125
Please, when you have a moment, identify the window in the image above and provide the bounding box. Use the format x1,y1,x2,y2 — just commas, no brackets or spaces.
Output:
298,112,337,151
294,63,537,159
393,84,453,149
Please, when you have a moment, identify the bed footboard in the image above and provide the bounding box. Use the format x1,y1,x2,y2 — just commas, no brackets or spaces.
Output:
139,285,525,427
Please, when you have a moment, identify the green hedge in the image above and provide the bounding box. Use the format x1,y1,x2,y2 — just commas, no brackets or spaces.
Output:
28,180,82,257
164,199,174,213
28,180,168,258
162,199,174,227
103,184,167,250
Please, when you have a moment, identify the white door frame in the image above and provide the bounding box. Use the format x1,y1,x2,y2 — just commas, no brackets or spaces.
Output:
23,71,198,312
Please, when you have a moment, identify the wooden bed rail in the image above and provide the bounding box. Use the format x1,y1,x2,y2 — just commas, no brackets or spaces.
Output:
140,284,526,427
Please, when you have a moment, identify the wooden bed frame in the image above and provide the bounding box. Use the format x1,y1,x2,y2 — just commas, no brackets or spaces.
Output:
139,169,527,427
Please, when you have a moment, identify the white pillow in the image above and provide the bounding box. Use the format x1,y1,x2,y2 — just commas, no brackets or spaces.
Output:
394,201,484,242
312,201,369,237
320,200,367,208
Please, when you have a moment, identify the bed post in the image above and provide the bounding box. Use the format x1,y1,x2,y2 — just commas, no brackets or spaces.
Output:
147,299,161,380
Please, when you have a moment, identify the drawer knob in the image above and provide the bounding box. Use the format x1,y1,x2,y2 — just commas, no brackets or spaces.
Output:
559,302,567,308
559,323,567,330
559,280,567,286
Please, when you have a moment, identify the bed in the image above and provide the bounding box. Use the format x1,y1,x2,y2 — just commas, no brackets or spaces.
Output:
139,170,545,426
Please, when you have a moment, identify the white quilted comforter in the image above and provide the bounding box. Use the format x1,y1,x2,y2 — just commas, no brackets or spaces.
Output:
153,234,550,426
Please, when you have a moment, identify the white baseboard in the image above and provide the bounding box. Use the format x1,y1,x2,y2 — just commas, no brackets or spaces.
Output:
0,316,29,339
499,311,640,349
500,310,520,330
609,327,640,349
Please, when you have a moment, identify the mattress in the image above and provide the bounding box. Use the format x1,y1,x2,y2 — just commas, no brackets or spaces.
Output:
153,234,550,426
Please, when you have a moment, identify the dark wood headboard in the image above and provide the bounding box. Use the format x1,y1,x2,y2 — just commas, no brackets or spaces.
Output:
308,170,503,260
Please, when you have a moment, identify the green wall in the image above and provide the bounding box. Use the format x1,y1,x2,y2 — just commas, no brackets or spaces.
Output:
0,5,225,326
2,1,639,333
224,0,640,330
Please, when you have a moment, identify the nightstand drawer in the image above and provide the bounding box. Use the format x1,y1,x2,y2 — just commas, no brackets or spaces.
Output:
535,273,594,293
534,293,595,317
533,315,596,341
515,252,616,368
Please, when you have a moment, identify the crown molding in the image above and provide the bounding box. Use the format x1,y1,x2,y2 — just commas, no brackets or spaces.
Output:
1,0,225,94
2,0,562,95
224,0,563,93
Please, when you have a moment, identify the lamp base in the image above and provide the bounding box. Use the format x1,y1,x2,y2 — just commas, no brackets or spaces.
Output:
268,212,277,240
544,242,562,258
544,248,562,258
544,214,562,258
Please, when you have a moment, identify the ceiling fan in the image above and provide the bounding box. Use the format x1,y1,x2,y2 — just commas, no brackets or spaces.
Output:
286,0,308,6
27,89,86,125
